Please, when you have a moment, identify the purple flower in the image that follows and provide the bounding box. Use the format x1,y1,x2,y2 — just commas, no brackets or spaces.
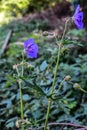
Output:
24,38,38,58
73,4,84,29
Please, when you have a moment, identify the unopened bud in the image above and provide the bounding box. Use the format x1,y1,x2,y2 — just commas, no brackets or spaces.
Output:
64,75,71,81
16,120,20,128
61,47,68,53
16,119,30,128
13,64,17,69
17,79,22,84
42,31,50,36
27,63,33,68
73,83,81,89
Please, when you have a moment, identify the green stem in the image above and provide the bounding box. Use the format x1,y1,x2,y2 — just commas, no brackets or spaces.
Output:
19,81,24,130
16,66,20,77
18,52,25,130
44,44,61,130
44,100,51,130
22,52,24,77
61,19,69,43
51,44,61,94
57,79,65,93
80,88,87,93
44,20,69,130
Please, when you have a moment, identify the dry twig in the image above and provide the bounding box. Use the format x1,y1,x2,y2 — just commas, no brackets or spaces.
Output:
1,29,13,55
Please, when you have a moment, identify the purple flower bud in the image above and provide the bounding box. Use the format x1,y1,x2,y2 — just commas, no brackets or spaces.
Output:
73,4,84,29
24,38,38,58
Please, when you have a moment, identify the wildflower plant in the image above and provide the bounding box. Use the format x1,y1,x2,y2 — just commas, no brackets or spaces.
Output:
13,39,38,130
13,4,87,130
44,5,84,130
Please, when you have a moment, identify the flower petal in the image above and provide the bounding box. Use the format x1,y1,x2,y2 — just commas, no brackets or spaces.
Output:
73,4,84,29
74,19,83,29
78,12,83,20
24,38,35,48
27,52,38,58
75,4,80,14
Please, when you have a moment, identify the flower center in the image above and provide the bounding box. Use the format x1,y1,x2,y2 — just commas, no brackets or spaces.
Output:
26,43,34,52
77,18,81,23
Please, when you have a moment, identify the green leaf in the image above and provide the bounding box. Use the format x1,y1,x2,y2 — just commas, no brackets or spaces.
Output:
40,60,48,71
23,94,31,101
20,77,46,96
67,101,77,109
6,122,14,128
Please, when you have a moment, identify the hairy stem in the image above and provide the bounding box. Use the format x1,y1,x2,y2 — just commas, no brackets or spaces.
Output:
22,52,24,77
44,19,69,130
61,19,69,43
44,42,61,130
19,80,24,130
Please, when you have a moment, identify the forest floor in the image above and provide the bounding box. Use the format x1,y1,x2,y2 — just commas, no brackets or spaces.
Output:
0,1,87,130
13,1,72,37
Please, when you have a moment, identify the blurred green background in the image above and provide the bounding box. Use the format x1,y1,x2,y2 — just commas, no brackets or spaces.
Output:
0,0,86,25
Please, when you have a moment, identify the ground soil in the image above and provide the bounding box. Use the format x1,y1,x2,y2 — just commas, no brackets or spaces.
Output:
22,1,72,33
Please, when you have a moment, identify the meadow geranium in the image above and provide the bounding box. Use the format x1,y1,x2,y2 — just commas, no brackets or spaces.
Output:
24,38,38,58
73,4,84,29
